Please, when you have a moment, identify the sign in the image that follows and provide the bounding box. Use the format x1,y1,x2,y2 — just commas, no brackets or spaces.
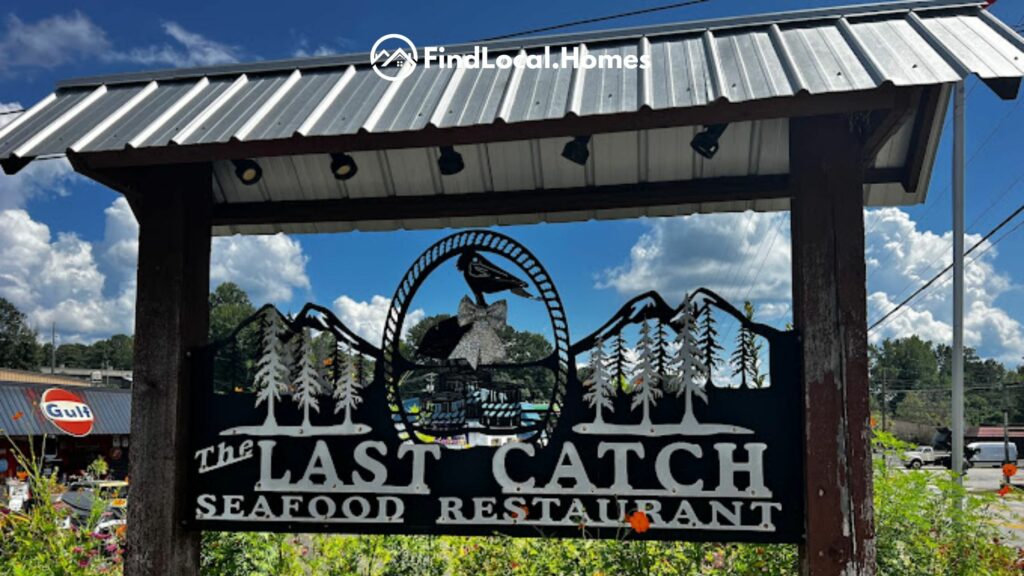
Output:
40,388,95,437
188,231,803,542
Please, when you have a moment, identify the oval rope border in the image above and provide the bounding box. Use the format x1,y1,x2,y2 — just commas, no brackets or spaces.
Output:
381,230,570,446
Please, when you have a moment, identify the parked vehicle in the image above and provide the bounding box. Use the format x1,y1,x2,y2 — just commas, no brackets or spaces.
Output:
902,446,939,469
967,442,1018,467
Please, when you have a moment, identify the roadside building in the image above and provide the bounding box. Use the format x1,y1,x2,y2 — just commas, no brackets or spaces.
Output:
967,425,1024,455
0,381,131,480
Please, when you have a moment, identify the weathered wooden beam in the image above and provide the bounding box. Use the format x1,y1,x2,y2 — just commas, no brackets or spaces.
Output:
902,86,948,195
77,86,910,170
790,115,875,575
210,175,791,227
860,90,917,168
126,164,211,576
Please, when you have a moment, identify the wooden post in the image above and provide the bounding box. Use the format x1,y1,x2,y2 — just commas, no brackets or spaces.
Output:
126,164,211,576
790,115,875,575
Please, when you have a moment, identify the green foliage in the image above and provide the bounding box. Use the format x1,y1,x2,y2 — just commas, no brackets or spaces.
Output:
209,282,260,392
85,457,108,480
0,433,126,575
872,431,1018,575
870,336,1023,428
0,297,41,370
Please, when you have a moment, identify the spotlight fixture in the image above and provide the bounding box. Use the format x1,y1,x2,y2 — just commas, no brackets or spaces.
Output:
232,159,262,186
561,135,591,166
437,146,464,176
690,124,729,159
330,153,358,181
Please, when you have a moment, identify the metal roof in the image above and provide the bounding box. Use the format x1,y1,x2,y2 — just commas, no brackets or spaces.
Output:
1,0,1023,234
0,382,131,437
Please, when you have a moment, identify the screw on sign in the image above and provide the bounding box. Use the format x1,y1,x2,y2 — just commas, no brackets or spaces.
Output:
40,388,95,437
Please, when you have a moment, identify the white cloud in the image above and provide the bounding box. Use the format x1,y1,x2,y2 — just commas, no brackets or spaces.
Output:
0,206,135,340
602,208,1024,364
865,208,1024,365
332,295,425,345
0,12,110,70
0,198,311,342
113,22,241,68
0,12,240,72
0,102,82,209
210,234,310,304
599,212,791,308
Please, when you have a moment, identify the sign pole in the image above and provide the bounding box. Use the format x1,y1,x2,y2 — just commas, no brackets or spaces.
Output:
952,81,966,481
125,164,211,576
790,114,874,575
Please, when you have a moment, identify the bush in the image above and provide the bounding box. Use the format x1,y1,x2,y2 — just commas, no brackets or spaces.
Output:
0,435,126,576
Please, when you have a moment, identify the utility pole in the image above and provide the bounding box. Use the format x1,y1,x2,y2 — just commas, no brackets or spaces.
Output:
881,367,888,432
50,322,56,373
952,81,966,481
1004,381,1012,486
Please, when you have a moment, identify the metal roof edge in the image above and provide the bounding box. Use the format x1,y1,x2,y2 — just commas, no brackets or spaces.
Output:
56,0,982,89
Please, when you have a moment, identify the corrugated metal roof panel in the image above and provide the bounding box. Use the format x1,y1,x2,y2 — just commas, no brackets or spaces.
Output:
0,1,1022,233
4,1,1015,160
0,382,131,437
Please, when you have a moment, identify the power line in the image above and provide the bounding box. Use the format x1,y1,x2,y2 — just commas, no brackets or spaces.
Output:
869,199,1024,332
479,0,712,41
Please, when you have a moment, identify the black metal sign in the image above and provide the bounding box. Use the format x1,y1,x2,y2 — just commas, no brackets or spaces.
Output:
188,231,803,542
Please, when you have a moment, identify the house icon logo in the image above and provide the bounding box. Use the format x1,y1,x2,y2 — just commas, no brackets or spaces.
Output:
371,34,418,82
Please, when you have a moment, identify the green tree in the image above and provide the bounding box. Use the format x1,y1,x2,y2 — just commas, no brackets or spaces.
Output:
209,282,259,392
0,297,40,370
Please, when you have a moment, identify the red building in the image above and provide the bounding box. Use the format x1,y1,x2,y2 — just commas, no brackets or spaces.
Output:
0,381,131,480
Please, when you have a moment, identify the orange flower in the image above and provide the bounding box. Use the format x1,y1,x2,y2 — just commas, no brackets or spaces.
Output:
12,411,23,421
115,525,127,538
869,417,878,428
627,510,650,533
998,484,1013,497
1003,463,1018,478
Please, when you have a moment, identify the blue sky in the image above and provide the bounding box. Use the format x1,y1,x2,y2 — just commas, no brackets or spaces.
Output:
1,0,1023,369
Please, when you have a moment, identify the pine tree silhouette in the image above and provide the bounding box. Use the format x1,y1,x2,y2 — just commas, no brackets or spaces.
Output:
631,320,663,426
671,299,707,426
333,347,365,428
610,332,631,391
254,309,291,427
293,329,323,428
698,302,724,386
582,338,615,424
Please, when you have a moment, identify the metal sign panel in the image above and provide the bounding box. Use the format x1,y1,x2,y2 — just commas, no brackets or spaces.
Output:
188,231,803,542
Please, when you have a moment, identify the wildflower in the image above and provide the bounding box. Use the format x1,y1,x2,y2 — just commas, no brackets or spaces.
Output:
627,510,650,533
12,411,24,421
998,484,1013,497
869,417,877,428
78,558,90,568
105,543,119,553
73,546,83,554
115,524,127,538
1003,463,1018,478
92,531,112,540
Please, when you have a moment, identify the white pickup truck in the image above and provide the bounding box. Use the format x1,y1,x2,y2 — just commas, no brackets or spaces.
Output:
902,445,973,470
902,446,944,469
